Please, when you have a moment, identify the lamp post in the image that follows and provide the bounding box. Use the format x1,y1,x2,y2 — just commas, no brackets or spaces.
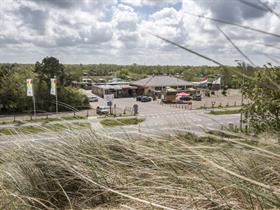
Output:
235,60,247,131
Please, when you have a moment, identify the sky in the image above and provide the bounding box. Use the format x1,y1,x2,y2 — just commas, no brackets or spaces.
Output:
1,0,280,66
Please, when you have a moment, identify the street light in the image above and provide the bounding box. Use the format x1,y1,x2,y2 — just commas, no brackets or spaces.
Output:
234,60,247,131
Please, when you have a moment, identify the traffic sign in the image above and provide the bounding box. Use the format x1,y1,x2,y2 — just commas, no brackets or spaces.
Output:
104,94,114,103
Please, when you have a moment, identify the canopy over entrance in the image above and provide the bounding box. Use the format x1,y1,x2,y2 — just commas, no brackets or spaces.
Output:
176,92,190,96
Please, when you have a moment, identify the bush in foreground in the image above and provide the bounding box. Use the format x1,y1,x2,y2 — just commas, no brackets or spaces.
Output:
0,130,279,209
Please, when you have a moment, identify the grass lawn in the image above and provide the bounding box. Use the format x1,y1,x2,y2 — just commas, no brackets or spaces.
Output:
0,122,90,136
0,116,86,126
209,109,241,115
100,117,145,127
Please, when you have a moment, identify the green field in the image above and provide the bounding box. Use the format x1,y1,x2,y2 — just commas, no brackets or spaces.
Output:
100,117,145,127
1,116,86,126
209,109,241,115
0,122,90,136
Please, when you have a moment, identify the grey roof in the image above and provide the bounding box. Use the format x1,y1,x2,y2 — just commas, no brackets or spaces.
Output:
130,76,192,87
94,84,137,90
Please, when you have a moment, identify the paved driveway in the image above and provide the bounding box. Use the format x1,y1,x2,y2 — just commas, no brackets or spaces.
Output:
83,89,245,116
0,90,243,143
83,89,241,135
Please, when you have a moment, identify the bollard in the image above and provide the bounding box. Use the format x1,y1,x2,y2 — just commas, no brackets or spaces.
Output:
87,110,89,118
13,115,16,122
228,123,234,130
234,101,237,107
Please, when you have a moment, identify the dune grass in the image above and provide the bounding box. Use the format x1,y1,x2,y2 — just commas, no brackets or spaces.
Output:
0,116,86,126
0,129,279,210
100,117,145,127
0,122,90,136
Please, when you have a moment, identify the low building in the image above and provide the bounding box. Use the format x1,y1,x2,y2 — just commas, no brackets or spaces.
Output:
130,75,193,96
92,79,138,98
72,78,93,90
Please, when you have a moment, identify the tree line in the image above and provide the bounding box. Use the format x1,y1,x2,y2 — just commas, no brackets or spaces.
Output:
0,57,89,114
66,63,256,89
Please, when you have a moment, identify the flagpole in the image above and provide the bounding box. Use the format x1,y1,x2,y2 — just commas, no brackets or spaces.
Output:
55,76,58,114
32,95,36,117
56,85,58,114
51,77,58,114
27,79,36,117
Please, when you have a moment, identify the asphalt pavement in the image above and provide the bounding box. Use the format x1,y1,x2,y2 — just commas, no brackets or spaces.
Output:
0,90,241,143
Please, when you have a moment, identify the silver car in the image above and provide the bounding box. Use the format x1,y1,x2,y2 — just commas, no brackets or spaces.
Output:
88,96,98,102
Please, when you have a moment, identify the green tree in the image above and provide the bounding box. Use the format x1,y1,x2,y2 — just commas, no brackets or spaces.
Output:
243,65,280,132
34,57,89,112
35,56,66,85
59,87,89,110
0,64,34,113
114,68,129,80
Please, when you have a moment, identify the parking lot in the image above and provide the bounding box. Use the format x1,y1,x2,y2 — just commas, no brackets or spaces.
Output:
0,90,243,142
83,89,245,116
81,89,242,135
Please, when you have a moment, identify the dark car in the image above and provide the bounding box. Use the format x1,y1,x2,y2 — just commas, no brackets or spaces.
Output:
96,106,109,115
141,96,152,102
180,96,192,101
193,94,202,101
136,96,143,101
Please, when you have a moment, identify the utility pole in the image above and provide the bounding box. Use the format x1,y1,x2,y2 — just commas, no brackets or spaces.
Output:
235,60,247,131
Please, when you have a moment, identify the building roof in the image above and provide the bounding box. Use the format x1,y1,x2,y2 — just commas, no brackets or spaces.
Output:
130,75,192,87
93,84,137,90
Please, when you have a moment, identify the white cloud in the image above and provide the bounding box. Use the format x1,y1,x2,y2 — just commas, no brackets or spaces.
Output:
120,0,142,7
0,0,279,65
120,0,181,7
112,4,139,31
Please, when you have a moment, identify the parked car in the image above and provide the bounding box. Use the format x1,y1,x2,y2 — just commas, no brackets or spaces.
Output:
180,96,192,101
136,96,143,101
96,106,109,115
192,94,202,101
141,96,152,102
88,96,98,102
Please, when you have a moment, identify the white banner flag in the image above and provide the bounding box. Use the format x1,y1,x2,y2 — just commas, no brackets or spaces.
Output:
50,78,57,96
26,79,33,97
213,77,221,85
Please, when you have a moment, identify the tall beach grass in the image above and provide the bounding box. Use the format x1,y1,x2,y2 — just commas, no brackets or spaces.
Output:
0,128,279,210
